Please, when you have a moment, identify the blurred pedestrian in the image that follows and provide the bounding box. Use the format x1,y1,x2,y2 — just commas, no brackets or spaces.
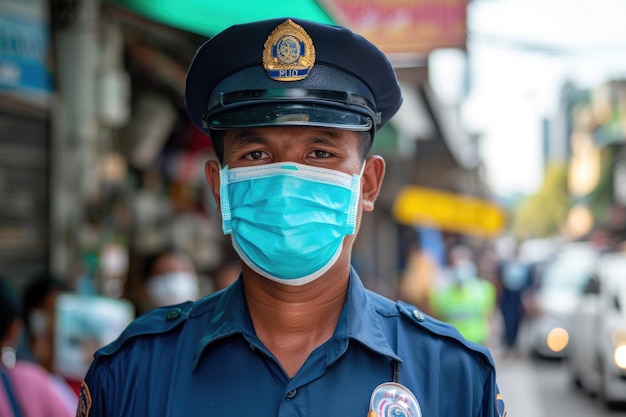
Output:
77,17,506,417
428,245,497,346
21,273,80,407
141,248,200,312
0,276,75,417
398,227,446,315
496,242,534,356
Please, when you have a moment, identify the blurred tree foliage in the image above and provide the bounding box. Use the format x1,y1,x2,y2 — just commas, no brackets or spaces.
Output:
510,162,570,239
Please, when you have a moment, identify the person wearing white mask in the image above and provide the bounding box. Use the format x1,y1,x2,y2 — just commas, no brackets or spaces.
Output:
142,249,200,311
0,277,75,417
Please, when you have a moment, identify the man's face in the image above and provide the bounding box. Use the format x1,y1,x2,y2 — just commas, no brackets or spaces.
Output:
204,126,385,279
221,126,364,176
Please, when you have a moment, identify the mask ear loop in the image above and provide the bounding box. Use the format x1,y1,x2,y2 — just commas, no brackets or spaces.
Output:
347,161,366,231
219,165,233,234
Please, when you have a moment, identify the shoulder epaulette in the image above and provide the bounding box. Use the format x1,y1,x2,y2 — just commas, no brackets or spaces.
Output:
395,300,495,364
95,301,193,359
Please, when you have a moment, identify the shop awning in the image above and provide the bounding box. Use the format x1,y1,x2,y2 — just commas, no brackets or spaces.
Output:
108,0,335,38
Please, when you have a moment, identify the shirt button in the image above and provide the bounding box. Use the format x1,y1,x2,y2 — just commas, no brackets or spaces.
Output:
166,308,182,320
286,389,297,399
412,310,425,321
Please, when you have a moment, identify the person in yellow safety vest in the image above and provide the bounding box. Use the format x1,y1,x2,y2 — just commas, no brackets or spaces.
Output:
428,245,496,346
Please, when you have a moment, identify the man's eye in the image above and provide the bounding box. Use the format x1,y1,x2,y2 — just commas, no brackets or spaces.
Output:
313,150,330,158
246,151,264,160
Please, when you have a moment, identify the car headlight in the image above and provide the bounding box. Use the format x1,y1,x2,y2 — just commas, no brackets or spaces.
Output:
547,327,569,353
614,345,626,369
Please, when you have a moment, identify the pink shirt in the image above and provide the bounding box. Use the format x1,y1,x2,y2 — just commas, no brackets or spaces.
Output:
0,361,75,417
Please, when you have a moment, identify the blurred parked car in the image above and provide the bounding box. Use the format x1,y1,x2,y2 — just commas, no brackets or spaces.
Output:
568,252,626,409
529,241,599,359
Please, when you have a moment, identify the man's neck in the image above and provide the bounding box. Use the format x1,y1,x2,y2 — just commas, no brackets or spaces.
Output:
242,266,350,378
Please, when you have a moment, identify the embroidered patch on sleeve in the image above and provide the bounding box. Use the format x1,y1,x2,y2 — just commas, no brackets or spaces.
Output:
76,380,92,417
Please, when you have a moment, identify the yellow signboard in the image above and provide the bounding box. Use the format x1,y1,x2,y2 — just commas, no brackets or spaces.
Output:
393,186,506,238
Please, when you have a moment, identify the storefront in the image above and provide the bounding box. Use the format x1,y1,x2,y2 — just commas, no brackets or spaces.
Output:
0,0,54,289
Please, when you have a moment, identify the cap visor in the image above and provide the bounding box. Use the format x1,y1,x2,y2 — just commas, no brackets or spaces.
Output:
207,103,372,131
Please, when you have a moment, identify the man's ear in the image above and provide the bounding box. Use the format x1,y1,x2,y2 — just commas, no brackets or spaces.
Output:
205,160,221,211
361,155,385,212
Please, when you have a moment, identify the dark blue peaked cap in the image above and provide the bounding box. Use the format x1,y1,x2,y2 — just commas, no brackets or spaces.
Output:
185,17,402,138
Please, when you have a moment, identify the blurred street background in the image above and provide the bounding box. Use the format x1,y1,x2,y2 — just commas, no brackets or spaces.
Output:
2,0,626,415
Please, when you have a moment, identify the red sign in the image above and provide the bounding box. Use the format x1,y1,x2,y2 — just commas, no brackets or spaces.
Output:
322,0,468,55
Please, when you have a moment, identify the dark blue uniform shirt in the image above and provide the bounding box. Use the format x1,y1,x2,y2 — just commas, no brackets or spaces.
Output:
79,267,506,416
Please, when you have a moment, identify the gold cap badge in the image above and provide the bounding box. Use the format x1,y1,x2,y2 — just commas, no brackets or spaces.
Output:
263,19,315,82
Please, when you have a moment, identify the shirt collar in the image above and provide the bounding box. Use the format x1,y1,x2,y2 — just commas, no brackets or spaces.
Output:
192,267,399,371
343,268,400,361
192,277,249,370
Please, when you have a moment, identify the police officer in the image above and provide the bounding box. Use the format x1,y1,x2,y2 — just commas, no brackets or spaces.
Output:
77,17,507,417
